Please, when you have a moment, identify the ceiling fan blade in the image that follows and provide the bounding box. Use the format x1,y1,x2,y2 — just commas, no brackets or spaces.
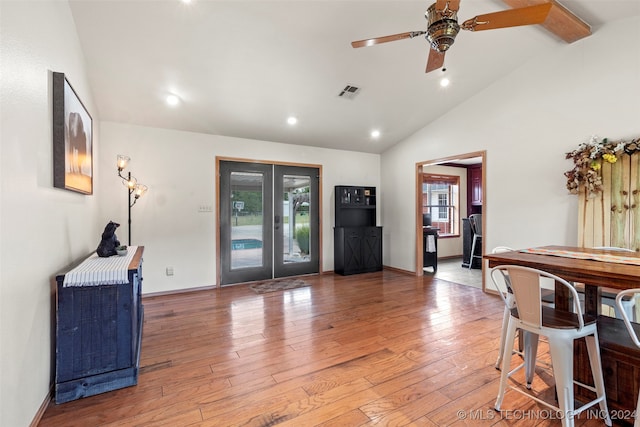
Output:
448,0,461,12
436,0,460,13
426,49,445,73
461,3,552,32
435,0,448,11
351,31,426,48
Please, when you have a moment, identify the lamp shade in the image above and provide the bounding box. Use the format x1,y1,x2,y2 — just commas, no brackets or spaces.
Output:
117,155,130,171
123,175,137,189
134,184,148,199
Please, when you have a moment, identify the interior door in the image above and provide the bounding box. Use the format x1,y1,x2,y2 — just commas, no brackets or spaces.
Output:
219,161,320,286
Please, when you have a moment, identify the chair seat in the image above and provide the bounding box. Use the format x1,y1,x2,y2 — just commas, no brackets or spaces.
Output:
510,306,597,329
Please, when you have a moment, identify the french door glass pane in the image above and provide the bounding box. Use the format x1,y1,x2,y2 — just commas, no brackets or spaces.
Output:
230,171,264,270
281,174,311,264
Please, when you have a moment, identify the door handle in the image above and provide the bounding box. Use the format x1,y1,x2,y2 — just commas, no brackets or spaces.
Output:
274,215,280,230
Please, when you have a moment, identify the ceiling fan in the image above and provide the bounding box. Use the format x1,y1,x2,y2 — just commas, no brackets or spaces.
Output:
351,0,552,73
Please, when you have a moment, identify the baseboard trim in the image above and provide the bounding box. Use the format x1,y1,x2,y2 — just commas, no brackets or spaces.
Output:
382,265,415,276
144,284,219,298
30,389,51,427
144,272,332,298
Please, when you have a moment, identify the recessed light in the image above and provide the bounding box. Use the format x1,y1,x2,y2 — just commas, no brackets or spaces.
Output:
371,130,381,139
181,0,192,4
440,77,450,87
166,94,180,106
287,116,298,125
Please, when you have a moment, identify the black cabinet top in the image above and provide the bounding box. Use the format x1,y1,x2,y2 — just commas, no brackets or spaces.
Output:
335,186,377,227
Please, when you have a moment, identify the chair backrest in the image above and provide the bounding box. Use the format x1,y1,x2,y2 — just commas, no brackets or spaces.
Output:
492,246,514,254
616,289,640,348
469,214,482,236
490,250,516,309
491,247,515,298
491,265,584,330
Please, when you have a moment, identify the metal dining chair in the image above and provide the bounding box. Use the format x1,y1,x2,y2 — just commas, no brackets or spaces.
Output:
468,214,482,269
492,265,612,427
616,289,640,427
493,247,553,375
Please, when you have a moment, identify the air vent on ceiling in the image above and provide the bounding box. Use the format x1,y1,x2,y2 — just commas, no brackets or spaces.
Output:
338,85,360,99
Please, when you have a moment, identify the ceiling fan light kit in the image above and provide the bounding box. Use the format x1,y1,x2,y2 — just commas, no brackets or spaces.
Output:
352,0,554,74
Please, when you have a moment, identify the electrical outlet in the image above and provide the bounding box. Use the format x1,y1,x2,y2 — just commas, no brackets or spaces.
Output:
166,267,174,276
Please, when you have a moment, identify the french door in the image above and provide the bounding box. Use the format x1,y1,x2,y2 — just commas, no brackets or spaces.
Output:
219,160,320,286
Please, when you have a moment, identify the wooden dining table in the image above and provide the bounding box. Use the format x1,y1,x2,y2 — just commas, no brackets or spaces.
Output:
485,245,640,424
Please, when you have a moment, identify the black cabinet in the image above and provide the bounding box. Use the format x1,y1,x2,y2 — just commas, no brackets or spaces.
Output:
462,219,481,269
334,226,382,275
423,227,438,272
334,186,382,275
335,185,376,227
54,247,144,403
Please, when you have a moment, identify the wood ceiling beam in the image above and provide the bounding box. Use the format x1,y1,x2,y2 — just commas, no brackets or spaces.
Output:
501,0,591,43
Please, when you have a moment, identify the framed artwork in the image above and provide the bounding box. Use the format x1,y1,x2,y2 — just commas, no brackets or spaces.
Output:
53,72,93,194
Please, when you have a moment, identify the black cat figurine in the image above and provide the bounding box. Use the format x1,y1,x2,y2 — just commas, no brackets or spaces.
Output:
96,221,121,257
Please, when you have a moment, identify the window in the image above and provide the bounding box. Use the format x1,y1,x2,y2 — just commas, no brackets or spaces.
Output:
437,193,448,220
422,174,460,236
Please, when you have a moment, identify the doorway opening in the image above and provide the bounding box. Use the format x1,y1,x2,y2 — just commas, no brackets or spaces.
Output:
415,151,486,291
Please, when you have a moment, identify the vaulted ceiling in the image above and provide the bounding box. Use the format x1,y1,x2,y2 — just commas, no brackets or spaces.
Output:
68,0,640,154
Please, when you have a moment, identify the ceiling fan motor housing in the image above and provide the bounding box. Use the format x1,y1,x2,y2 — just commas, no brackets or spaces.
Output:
425,4,460,52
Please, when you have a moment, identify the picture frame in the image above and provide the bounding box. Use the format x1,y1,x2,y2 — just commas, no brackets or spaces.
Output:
53,72,93,194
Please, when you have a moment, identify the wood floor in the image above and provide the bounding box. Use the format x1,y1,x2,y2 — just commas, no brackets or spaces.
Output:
39,270,610,426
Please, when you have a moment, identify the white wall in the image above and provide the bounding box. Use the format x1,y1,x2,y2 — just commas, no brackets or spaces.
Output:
0,2,100,426
381,16,640,290
97,123,381,294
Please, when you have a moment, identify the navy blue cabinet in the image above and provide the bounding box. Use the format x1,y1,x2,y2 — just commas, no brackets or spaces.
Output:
54,247,144,403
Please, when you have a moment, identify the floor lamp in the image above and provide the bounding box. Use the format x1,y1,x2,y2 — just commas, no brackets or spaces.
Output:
117,155,148,245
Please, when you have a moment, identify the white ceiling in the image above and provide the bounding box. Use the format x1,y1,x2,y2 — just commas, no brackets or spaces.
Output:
68,0,640,154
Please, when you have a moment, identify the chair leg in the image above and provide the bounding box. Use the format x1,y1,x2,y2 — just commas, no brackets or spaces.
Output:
523,331,539,389
495,318,517,411
547,336,575,427
469,235,477,269
495,306,510,369
584,334,612,426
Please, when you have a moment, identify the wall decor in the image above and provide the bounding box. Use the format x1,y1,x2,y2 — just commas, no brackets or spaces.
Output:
566,135,640,249
53,71,93,194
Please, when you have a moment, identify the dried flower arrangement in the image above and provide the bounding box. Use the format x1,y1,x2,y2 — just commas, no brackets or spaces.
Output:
565,136,640,197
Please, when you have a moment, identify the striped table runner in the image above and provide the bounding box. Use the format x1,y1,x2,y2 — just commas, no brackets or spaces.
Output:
63,246,138,287
520,247,640,266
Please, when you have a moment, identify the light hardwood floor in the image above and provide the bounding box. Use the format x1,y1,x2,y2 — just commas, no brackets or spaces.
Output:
39,270,609,426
